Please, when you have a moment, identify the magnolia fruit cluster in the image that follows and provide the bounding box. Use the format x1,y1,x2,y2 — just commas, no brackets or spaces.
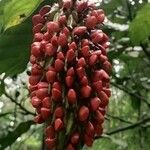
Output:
29,0,111,149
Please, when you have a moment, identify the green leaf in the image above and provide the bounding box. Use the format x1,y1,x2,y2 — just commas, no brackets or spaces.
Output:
0,120,34,149
2,0,43,30
129,3,150,45
0,18,32,76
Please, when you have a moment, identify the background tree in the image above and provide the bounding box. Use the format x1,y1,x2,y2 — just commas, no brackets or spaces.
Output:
0,0,150,149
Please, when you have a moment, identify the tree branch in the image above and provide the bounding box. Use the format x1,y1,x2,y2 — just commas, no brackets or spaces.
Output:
95,117,150,139
111,82,150,107
4,92,35,116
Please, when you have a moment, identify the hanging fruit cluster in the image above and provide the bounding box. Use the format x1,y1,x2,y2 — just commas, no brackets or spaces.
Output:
29,0,111,149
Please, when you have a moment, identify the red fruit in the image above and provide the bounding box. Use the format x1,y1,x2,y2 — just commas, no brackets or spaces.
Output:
85,121,95,137
71,132,80,144
30,55,36,64
34,33,43,42
58,33,68,47
73,26,87,36
80,85,91,98
76,67,86,79
62,27,70,36
54,59,64,72
45,43,56,56
102,61,112,74
51,35,58,46
63,0,72,9
67,67,75,76
45,138,56,149
32,14,45,26
37,82,48,89
89,54,98,66
45,126,55,138
92,33,104,44
66,49,75,62
97,13,105,24
29,75,41,85
80,76,88,86
84,134,94,147
42,97,51,108
67,89,77,104
92,50,102,56
39,5,51,16
47,21,59,33
43,31,52,41
86,15,97,29
52,88,62,101
34,114,44,124
66,144,75,150
93,80,102,92
103,88,111,97
99,54,108,63
54,107,64,118
46,70,57,83
41,108,51,120
52,82,62,91
94,124,103,136
76,1,88,13
69,42,77,51
99,69,110,82
77,57,86,67
81,39,89,47
32,23,43,34
90,97,101,111
36,88,48,99
31,97,42,108
98,107,106,116
98,91,109,107
31,45,41,57
58,15,67,25
31,64,42,75
29,85,37,92
81,46,90,57
95,110,104,124
65,76,74,87
57,52,65,60
54,118,63,131
78,106,89,121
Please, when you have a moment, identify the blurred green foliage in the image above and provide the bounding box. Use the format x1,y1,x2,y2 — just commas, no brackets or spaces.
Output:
0,0,150,150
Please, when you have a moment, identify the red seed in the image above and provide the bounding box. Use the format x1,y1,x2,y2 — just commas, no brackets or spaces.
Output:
85,121,95,137
86,15,97,29
97,13,105,24
76,67,86,79
66,49,75,62
93,80,102,92
89,54,98,66
36,88,48,99
84,134,94,147
52,88,62,101
58,15,67,26
62,27,70,37
58,33,68,47
47,21,59,33
78,106,89,121
52,82,62,91
98,91,109,107
41,107,51,120
65,76,74,87
67,89,77,104
45,138,56,149
80,76,88,86
34,114,44,124
34,33,43,42
77,57,86,67
80,85,92,98
81,39,89,47
54,118,63,131
54,59,64,72
45,126,55,138
73,26,87,36
66,143,75,150
57,52,65,60
31,45,41,57
63,0,72,9
81,46,90,57
90,97,101,111
42,97,51,108
95,110,104,124
46,70,57,83
39,5,51,17
71,132,80,144
69,42,77,51
102,61,112,74
67,67,75,76
54,107,64,118
76,1,88,13
45,43,56,56
103,88,111,97
32,14,45,26
31,96,42,108
51,35,58,46
32,23,43,34
31,64,42,75
29,75,41,85
37,82,49,89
